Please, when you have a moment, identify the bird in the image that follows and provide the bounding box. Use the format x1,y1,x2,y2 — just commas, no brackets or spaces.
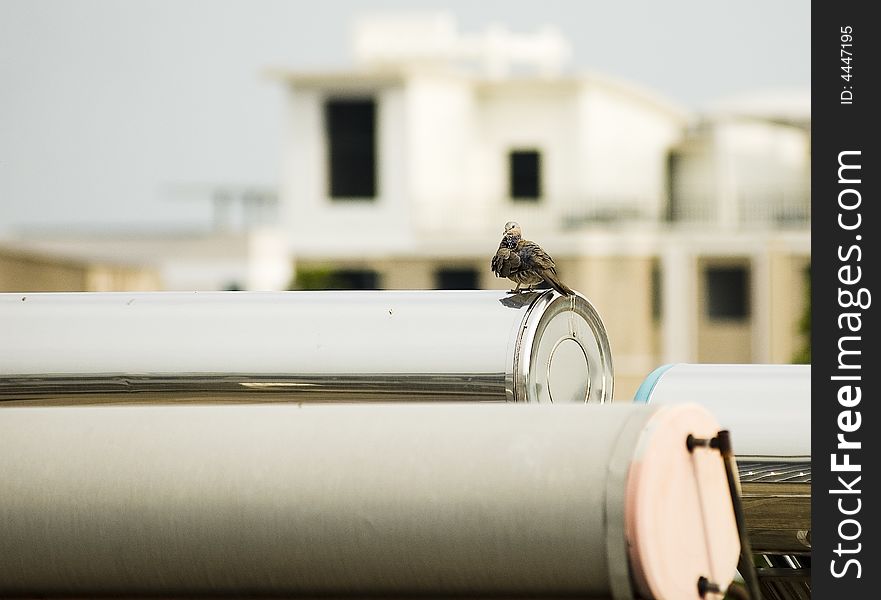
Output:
491,221,574,296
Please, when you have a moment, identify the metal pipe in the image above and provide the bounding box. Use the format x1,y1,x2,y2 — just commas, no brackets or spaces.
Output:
0,290,613,404
0,402,738,598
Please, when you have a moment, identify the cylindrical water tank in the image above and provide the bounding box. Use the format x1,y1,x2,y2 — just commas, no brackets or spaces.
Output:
634,363,809,460
0,290,613,404
0,403,739,599
634,363,811,554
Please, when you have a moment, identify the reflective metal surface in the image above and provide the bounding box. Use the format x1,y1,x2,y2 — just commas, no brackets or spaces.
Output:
738,461,811,485
0,374,506,405
756,554,812,600
739,461,811,555
513,292,613,403
0,290,614,404
0,402,667,597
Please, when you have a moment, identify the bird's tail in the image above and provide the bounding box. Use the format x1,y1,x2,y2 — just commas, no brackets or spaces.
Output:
541,270,575,296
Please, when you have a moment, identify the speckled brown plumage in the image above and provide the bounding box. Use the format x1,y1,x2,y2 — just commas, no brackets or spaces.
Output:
491,221,574,296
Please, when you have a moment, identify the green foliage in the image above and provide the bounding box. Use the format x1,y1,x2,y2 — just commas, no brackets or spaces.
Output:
289,267,336,290
792,266,811,364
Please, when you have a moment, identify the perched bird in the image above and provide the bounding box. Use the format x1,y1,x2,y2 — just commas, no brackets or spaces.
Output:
491,221,574,296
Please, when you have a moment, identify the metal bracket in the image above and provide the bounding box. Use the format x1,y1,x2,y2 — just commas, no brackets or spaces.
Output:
689,430,763,600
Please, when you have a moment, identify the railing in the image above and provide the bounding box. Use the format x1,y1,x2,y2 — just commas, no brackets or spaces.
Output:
486,190,811,234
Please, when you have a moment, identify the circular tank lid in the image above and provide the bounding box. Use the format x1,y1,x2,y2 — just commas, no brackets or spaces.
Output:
512,292,614,403
625,404,741,599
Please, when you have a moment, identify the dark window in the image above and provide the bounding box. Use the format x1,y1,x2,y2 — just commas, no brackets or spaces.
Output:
706,266,750,320
330,269,380,290
292,268,379,290
509,150,541,200
325,99,376,199
436,268,479,290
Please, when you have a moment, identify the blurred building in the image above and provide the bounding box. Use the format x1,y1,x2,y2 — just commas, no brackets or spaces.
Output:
0,246,160,292
272,15,810,398
10,224,290,292
5,14,810,399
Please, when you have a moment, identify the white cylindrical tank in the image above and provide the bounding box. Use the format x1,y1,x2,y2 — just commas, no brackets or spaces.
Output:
633,363,811,555
0,403,739,599
0,290,613,404
633,363,810,461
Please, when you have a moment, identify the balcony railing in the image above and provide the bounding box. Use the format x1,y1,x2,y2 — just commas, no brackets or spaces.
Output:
487,190,810,234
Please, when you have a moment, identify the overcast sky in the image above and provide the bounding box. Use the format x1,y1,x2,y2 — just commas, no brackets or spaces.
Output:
0,0,810,233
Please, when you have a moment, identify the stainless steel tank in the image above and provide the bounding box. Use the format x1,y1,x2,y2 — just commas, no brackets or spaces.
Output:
0,402,739,599
0,290,614,404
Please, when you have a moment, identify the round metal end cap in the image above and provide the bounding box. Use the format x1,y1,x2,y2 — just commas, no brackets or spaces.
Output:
513,292,614,403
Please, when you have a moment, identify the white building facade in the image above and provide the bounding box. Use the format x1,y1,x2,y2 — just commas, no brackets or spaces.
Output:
272,16,810,398
277,15,688,255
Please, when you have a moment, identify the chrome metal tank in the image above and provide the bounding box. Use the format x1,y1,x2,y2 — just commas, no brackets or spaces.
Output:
0,290,613,404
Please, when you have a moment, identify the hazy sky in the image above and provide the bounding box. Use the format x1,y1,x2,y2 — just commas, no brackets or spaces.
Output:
0,0,810,233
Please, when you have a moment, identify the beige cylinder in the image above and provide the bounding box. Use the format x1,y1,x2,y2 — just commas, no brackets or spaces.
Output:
0,403,737,598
